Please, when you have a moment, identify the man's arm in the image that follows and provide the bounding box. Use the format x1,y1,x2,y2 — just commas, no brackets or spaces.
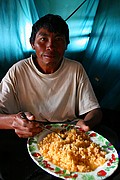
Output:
0,114,14,129
0,112,42,138
76,108,102,131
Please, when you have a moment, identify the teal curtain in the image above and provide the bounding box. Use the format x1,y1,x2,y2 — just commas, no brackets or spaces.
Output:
83,0,120,110
0,0,99,79
0,0,120,110
0,0,38,79
34,0,99,56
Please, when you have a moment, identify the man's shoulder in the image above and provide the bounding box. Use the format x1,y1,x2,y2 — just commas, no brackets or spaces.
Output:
9,56,31,70
64,57,83,68
5,57,32,78
14,56,31,66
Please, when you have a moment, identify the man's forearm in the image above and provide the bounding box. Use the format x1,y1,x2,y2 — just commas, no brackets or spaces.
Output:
83,108,102,128
0,114,15,129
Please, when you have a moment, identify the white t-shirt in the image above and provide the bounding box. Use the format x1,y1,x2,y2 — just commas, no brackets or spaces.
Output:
0,56,100,121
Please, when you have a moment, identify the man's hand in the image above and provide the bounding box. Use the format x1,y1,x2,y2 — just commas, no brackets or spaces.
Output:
76,120,90,131
76,108,102,131
12,112,42,138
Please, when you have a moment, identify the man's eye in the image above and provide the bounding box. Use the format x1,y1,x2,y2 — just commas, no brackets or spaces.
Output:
40,37,46,41
55,37,65,42
55,37,62,41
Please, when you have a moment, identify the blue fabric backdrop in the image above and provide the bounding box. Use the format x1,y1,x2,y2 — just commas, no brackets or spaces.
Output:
0,0,120,110
82,0,120,110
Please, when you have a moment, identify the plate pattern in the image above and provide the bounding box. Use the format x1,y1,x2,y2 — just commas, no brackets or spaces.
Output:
27,124,119,180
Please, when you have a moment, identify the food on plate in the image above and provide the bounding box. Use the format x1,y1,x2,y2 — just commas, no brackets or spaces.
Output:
38,128,107,172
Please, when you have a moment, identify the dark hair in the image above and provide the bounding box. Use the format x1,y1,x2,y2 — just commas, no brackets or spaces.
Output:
30,14,70,46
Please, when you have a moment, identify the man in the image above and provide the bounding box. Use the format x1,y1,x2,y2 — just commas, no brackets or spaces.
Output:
0,14,102,138
0,14,103,180
0,13,119,180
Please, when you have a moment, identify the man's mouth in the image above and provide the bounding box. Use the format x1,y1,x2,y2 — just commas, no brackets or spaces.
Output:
44,54,56,58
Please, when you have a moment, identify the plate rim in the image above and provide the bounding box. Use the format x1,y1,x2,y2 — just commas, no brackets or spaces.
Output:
27,123,119,180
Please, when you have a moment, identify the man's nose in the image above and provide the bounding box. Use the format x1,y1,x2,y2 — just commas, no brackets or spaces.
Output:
46,39,56,50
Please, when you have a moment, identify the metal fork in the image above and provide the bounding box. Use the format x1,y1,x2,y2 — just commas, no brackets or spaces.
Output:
20,113,65,140
39,123,66,140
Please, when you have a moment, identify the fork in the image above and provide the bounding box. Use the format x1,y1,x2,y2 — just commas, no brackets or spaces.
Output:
20,113,66,140
39,123,66,140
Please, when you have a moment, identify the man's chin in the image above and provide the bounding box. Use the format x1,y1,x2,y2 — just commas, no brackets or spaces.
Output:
43,57,57,64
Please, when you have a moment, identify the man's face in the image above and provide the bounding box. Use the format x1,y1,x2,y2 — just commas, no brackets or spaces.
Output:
32,28,67,70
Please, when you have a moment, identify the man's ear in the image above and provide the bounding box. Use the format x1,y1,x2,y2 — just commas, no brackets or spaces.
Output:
31,44,35,50
65,44,68,50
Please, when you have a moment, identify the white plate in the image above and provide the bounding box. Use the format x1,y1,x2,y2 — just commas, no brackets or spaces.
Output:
27,124,119,179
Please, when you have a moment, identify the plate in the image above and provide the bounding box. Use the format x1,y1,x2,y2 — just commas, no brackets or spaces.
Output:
27,124,119,180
